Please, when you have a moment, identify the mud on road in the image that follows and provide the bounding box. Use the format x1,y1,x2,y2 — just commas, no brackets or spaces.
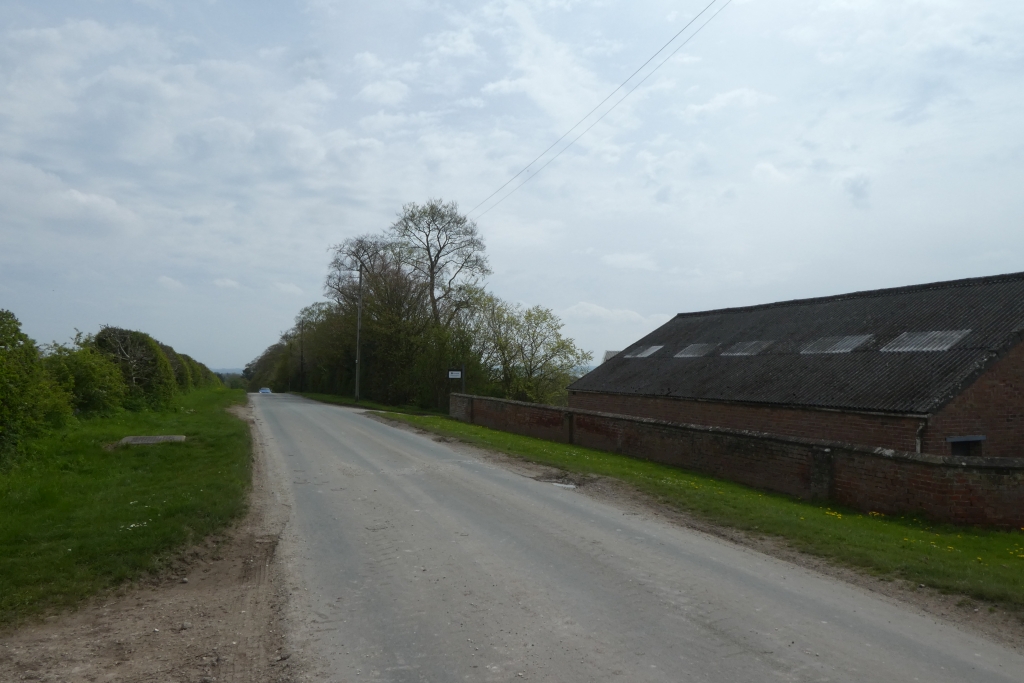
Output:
0,403,297,683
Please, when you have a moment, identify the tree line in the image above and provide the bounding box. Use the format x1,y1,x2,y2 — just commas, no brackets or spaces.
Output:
244,199,592,410
0,310,220,463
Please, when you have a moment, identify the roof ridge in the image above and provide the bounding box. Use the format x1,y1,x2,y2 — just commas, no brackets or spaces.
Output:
673,271,1024,319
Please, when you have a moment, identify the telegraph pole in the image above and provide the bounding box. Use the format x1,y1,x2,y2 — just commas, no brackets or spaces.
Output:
355,262,362,402
298,319,305,392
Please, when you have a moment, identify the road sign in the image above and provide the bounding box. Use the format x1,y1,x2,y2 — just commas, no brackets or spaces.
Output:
448,369,463,379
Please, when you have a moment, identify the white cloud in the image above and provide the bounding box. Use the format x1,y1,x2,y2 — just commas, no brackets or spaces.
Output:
158,275,184,290
274,282,304,295
562,302,669,327
214,278,240,288
600,253,658,271
682,88,776,119
3,0,1023,371
357,80,409,106
752,162,789,183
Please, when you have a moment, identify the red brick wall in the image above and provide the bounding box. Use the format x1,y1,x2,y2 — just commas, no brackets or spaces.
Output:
925,342,1024,458
568,392,923,452
449,394,1024,527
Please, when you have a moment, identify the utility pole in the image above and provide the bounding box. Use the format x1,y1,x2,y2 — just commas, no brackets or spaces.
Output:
299,319,305,392
355,262,362,402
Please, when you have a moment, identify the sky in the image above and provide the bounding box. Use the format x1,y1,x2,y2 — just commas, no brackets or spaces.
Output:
2,0,1022,370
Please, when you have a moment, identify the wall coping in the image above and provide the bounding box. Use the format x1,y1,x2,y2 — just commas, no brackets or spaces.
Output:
567,388,930,420
450,394,1024,471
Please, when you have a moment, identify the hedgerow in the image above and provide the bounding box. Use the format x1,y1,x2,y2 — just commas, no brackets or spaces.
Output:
0,310,221,463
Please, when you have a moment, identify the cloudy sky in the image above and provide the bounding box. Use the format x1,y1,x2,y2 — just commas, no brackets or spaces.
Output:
2,0,1022,369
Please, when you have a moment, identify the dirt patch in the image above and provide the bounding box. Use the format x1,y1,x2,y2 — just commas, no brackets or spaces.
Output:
0,401,298,683
376,414,1024,653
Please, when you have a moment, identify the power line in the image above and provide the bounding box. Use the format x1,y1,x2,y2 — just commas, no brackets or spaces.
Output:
469,0,734,219
466,0,720,217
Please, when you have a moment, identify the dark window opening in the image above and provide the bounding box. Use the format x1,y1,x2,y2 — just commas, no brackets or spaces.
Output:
948,437,984,457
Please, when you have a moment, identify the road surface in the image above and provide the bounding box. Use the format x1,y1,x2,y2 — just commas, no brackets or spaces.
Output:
252,393,1024,682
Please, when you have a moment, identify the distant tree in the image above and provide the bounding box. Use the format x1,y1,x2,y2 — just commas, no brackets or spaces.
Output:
476,298,592,405
389,199,490,327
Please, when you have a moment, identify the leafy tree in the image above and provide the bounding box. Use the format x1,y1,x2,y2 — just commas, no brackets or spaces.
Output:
475,298,592,405
389,199,490,326
159,343,193,393
251,198,591,411
0,310,73,459
42,334,126,415
94,327,177,410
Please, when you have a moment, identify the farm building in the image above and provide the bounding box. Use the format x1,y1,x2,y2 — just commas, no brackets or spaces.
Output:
568,272,1024,458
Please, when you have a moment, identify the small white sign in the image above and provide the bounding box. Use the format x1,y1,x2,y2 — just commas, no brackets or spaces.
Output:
448,370,462,379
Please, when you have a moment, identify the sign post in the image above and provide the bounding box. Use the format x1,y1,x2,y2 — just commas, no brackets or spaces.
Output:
448,366,465,394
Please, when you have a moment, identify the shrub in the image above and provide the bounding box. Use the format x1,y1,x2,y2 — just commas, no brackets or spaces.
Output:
0,310,73,459
42,338,127,415
159,343,193,393
94,327,177,411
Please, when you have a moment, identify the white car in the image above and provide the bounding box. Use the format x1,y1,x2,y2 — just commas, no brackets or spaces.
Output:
259,387,272,394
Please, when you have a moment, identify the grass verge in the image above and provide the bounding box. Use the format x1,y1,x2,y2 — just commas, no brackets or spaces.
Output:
382,412,1024,608
0,388,250,627
296,391,445,416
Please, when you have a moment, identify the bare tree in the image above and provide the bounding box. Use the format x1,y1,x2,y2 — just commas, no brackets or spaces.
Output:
389,199,491,327
324,235,398,305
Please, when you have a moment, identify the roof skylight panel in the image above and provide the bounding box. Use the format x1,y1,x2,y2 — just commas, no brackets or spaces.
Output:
880,330,971,353
624,345,663,358
801,334,873,354
721,340,774,356
675,343,718,358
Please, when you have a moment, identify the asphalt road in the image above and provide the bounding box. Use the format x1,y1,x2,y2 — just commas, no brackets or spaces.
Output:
252,393,1024,682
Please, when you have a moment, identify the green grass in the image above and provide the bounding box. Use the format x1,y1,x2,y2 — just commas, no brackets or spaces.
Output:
296,391,445,416
0,388,251,627
382,412,1024,608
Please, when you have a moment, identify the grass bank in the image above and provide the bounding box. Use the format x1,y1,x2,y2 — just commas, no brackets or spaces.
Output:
296,391,444,416
382,412,1024,608
0,388,250,627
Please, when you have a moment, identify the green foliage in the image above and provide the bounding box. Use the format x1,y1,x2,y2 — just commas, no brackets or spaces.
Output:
180,353,219,389
159,343,193,393
0,311,73,460
247,199,591,410
386,412,1024,607
475,295,592,405
217,372,248,390
94,327,178,411
0,388,249,626
42,337,127,416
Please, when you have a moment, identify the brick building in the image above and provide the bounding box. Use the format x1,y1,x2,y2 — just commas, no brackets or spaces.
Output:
568,272,1024,458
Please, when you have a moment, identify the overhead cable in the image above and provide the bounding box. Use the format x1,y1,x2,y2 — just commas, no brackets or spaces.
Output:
469,0,734,219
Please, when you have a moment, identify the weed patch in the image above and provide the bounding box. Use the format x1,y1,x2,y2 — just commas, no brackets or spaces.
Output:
0,388,250,627
382,412,1024,607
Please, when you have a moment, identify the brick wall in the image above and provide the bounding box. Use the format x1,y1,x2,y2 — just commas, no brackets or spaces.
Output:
449,394,1024,527
925,341,1024,457
567,391,924,452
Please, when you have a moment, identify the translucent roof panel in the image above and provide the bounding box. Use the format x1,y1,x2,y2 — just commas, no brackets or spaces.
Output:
624,345,663,358
880,330,971,353
675,343,718,358
801,334,873,354
721,340,774,356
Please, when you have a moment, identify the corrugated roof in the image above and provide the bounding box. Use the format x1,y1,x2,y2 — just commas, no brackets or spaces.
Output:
570,272,1024,414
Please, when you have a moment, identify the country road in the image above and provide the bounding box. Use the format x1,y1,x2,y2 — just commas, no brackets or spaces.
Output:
253,393,1024,682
